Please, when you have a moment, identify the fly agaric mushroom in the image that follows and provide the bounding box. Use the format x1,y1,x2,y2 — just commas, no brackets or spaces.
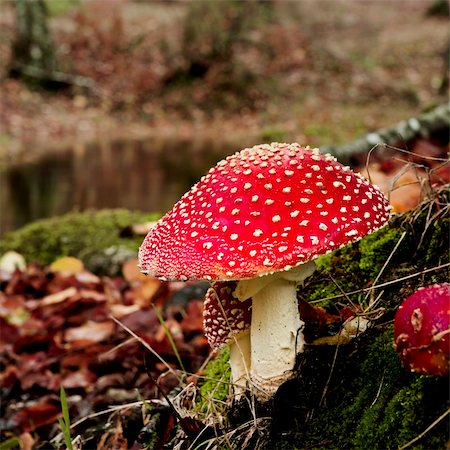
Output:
394,283,450,377
139,143,390,400
203,281,252,396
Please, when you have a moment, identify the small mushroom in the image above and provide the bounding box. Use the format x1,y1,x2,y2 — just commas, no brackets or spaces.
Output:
394,283,450,377
139,143,390,400
203,281,251,397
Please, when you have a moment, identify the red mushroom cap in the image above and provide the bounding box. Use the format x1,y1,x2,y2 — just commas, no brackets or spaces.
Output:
203,281,252,351
394,283,450,377
139,143,390,281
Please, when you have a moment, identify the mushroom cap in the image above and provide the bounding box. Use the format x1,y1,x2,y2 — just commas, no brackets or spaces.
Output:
139,143,390,281
203,281,252,351
394,283,450,377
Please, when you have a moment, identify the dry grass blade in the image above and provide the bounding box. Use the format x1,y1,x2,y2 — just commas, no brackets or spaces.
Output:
398,408,450,450
310,262,450,304
110,314,181,379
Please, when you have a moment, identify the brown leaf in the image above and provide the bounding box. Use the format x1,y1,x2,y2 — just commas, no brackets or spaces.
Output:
96,415,128,450
13,402,61,432
33,287,78,309
122,258,147,282
64,320,115,343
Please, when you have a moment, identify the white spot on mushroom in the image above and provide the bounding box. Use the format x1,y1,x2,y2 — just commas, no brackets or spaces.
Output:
264,183,273,189
219,206,226,213
285,170,294,176
272,215,281,223
279,246,288,252
300,198,310,203
290,210,300,218
265,199,274,205
191,231,199,237
253,229,263,237
249,250,257,257
252,195,259,202
282,187,292,193
364,212,371,218
326,198,334,204
229,261,236,267
311,236,319,245
216,197,223,204
244,183,252,189
230,233,238,240
296,236,304,243
311,165,320,171
300,220,309,226
340,207,347,213
319,223,328,231
231,208,240,215
343,195,351,201
345,230,359,237
203,242,213,250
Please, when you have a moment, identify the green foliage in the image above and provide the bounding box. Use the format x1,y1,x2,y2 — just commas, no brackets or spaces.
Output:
0,209,159,275
44,0,79,17
260,126,287,144
275,328,448,449
0,437,22,450
59,386,74,450
196,348,231,416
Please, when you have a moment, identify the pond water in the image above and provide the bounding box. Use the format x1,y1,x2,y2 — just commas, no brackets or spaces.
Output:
1,136,250,235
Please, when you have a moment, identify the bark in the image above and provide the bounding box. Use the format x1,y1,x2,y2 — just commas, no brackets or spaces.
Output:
323,103,450,165
10,0,56,75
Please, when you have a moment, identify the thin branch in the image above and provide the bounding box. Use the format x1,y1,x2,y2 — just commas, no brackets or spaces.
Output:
398,408,450,450
310,262,450,304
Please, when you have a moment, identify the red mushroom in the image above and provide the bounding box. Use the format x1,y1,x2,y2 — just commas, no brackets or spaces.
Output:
203,281,252,396
139,143,390,399
394,283,450,377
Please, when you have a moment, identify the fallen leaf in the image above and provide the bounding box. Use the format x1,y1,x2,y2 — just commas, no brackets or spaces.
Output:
65,320,115,343
122,258,147,282
13,402,61,432
0,251,26,273
49,256,85,275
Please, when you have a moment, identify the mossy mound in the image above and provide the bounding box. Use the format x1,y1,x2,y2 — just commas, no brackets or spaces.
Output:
0,209,159,275
196,186,450,449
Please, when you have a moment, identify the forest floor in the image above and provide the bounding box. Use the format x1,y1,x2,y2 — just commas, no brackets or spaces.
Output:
0,0,448,161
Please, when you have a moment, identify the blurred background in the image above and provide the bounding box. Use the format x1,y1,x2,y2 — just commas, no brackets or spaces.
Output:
0,0,449,235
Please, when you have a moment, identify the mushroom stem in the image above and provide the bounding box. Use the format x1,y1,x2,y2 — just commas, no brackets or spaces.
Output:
229,332,251,399
234,261,316,400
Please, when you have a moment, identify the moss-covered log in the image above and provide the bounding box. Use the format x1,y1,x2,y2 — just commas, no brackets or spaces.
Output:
0,209,158,275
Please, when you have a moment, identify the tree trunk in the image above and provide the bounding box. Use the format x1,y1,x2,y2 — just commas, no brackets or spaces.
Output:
9,0,56,76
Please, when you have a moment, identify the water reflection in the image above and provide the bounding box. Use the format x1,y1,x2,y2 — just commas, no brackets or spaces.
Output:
1,136,248,235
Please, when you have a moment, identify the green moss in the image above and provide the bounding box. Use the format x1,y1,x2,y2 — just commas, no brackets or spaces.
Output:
196,347,232,416
275,328,448,449
0,209,159,275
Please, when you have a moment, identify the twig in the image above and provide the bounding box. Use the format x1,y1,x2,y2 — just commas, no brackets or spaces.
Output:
110,315,179,378
310,262,450,304
370,370,385,408
366,231,406,306
398,408,450,450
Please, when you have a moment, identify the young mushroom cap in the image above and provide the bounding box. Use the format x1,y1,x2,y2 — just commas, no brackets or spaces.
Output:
203,281,252,396
394,283,450,377
203,281,251,351
139,143,390,281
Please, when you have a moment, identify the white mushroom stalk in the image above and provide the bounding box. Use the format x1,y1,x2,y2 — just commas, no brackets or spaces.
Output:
234,262,316,399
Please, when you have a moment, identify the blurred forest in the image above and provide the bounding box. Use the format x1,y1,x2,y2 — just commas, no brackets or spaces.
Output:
1,0,448,153
0,0,449,233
